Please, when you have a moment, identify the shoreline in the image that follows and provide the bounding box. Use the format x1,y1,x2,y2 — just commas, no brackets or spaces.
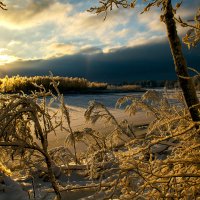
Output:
0,88,147,95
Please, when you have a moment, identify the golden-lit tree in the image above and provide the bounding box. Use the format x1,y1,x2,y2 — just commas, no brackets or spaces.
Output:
88,0,200,122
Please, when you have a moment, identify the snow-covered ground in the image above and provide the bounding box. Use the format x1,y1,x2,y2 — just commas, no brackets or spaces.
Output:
0,90,182,200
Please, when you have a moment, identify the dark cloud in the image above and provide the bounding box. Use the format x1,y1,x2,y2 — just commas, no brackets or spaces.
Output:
79,46,103,54
181,0,200,9
2,0,57,25
59,0,86,4
26,0,55,16
1,41,200,84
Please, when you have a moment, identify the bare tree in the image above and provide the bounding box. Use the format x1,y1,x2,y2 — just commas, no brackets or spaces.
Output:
163,0,200,122
88,0,200,122
0,91,62,200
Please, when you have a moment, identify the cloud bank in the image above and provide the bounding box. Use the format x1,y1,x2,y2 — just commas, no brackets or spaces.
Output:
0,0,199,83
1,40,199,83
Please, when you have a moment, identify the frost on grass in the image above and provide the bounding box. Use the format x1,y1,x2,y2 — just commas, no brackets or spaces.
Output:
0,84,200,199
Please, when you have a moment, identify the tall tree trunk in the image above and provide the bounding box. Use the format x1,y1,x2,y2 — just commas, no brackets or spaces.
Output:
163,0,200,122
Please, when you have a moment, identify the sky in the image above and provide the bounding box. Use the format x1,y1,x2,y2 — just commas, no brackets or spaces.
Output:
0,0,199,83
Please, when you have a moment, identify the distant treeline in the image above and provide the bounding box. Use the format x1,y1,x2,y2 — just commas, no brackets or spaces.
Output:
2,76,200,94
123,79,200,90
108,84,142,91
0,75,108,93
122,80,179,89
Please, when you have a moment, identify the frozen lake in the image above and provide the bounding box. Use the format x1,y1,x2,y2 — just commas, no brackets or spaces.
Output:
62,92,144,108
46,89,185,109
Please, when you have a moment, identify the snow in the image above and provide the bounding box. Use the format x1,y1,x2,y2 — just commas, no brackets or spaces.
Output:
0,173,29,200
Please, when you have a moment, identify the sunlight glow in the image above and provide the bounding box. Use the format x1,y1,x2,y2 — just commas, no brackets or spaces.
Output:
0,54,18,65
